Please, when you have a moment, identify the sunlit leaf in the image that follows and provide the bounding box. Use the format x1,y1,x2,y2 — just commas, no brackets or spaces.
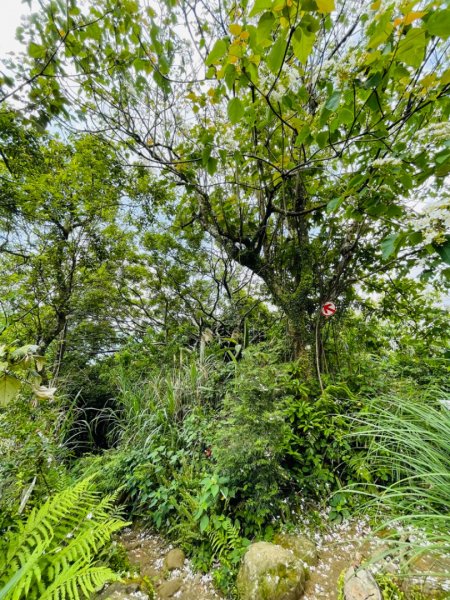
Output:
206,39,228,65
426,10,450,39
0,374,21,407
227,97,244,124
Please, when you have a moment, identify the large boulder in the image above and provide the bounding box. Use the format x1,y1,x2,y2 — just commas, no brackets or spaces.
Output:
237,541,306,600
157,578,183,598
344,567,382,600
273,534,318,567
164,548,186,571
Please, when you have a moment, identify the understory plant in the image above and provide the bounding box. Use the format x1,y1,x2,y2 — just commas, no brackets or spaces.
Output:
350,386,450,571
0,478,127,600
0,395,73,528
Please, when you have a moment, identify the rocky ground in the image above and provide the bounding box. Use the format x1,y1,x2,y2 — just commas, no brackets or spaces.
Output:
96,516,450,600
97,529,222,599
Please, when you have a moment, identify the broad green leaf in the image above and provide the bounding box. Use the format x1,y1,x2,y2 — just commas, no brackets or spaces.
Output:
381,232,404,260
206,39,228,65
28,42,47,59
339,108,354,125
326,197,344,213
267,36,287,74
396,28,426,68
325,90,341,111
249,0,273,17
367,10,394,49
295,124,311,145
206,157,218,175
426,10,450,40
316,0,335,12
434,236,450,265
256,12,275,43
200,514,209,532
227,97,245,123
292,28,315,63
0,374,21,407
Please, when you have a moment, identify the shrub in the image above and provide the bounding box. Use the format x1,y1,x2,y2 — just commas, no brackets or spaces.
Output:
210,345,294,535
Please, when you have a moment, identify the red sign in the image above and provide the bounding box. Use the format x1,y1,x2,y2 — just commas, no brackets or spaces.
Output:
321,301,336,317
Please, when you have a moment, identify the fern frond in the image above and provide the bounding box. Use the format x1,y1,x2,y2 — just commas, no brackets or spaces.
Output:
207,517,241,563
40,562,120,600
49,519,127,578
0,478,126,600
0,544,43,600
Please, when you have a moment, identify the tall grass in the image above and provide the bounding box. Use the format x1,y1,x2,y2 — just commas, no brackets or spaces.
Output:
108,356,216,448
351,386,450,570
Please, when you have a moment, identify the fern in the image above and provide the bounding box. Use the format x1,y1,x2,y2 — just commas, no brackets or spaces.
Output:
0,479,128,600
208,516,241,563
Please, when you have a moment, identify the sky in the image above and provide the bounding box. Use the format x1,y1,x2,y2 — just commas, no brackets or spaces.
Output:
0,0,30,57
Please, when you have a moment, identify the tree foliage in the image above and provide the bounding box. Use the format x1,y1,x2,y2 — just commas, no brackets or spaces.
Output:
5,0,449,356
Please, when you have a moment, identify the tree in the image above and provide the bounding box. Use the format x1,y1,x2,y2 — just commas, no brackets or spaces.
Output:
0,122,136,370
11,0,450,359
0,115,261,379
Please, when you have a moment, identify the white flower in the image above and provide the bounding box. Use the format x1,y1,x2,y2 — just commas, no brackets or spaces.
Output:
32,385,57,400
372,156,402,167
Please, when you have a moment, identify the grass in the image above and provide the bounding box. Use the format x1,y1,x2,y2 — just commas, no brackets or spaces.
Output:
349,386,450,575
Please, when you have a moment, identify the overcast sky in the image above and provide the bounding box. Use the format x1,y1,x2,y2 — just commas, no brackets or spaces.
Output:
0,0,30,57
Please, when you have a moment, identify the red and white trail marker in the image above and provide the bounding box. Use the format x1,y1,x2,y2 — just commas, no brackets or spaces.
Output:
321,301,336,317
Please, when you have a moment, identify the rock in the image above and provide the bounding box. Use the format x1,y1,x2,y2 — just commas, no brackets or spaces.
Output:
237,541,306,600
140,563,159,579
96,582,149,600
273,534,318,567
401,552,450,598
158,578,183,598
164,548,186,571
344,566,382,600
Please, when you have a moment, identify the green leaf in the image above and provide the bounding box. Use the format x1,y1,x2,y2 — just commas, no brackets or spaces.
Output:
291,28,315,63
339,108,354,125
381,232,404,260
433,235,450,265
207,157,218,175
326,197,344,213
0,374,21,407
295,124,311,145
211,484,220,497
249,0,273,17
28,42,47,59
325,90,341,111
227,97,245,124
396,28,426,68
426,10,450,40
200,514,209,532
153,70,171,95
206,39,228,65
267,37,287,74
256,12,275,43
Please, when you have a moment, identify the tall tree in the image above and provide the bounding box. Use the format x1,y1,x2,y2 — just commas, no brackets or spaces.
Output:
0,116,258,375
11,0,450,358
